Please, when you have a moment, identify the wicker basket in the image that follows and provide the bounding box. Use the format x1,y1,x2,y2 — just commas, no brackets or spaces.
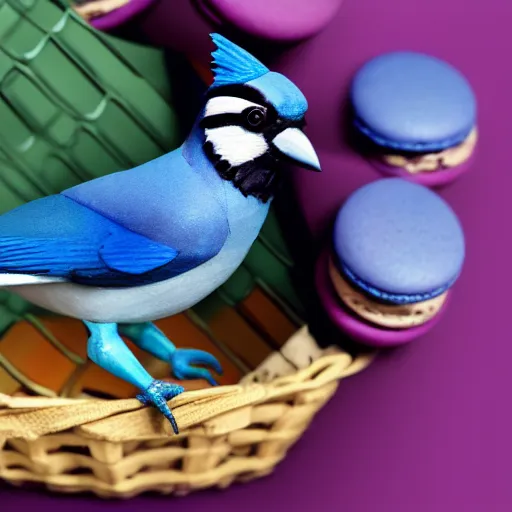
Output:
0,343,372,498
0,240,373,497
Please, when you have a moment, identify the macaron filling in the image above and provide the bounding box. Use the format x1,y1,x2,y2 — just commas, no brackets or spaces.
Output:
377,128,478,174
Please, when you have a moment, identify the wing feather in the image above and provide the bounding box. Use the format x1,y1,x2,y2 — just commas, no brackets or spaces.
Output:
0,195,178,287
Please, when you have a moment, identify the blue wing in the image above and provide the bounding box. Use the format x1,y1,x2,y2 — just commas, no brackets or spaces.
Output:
61,149,230,272
0,195,179,287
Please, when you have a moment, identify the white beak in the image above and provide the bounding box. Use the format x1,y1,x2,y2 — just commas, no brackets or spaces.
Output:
272,127,321,172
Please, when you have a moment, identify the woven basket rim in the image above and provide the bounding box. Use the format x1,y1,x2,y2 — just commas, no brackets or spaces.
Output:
0,349,374,443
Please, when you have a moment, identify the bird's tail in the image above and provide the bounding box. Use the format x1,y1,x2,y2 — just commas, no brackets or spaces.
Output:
0,274,65,287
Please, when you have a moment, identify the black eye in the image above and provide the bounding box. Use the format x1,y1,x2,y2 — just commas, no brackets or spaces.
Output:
245,108,266,128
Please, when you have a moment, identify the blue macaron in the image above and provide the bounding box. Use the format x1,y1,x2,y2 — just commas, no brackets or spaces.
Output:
332,178,465,305
351,51,476,152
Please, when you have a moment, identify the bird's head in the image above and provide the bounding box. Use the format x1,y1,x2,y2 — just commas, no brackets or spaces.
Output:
198,33,321,203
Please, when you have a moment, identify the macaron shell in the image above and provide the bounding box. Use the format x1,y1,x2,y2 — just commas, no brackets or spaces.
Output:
351,51,476,151
197,0,343,41
316,249,448,347
333,178,465,297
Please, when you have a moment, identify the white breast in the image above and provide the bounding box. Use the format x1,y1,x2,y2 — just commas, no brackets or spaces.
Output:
8,236,244,323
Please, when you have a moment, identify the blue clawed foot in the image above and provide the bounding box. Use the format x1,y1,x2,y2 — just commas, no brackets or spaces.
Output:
170,349,223,386
136,380,185,434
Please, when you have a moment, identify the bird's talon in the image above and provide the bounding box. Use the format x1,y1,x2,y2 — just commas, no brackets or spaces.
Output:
170,348,223,384
136,379,184,434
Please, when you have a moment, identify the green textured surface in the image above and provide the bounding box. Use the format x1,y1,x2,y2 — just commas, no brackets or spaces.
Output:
0,0,182,331
0,0,180,208
0,0,305,337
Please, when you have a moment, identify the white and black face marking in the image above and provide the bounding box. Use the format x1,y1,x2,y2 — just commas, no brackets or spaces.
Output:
200,85,306,203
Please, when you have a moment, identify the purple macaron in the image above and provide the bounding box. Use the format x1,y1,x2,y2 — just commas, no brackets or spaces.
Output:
316,178,466,347
195,0,343,42
350,51,478,187
85,0,343,46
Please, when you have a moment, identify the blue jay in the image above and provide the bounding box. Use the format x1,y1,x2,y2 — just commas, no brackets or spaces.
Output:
0,34,321,433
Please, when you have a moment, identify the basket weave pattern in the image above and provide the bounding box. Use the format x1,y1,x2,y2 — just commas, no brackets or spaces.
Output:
0,350,371,498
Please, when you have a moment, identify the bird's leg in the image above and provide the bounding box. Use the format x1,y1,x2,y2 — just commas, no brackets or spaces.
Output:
83,321,184,434
119,322,223,386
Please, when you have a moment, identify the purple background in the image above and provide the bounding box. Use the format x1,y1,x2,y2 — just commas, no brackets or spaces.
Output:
2,0,511,510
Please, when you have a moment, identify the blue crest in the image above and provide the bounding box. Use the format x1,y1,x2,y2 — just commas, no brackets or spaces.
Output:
210,33,269,87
